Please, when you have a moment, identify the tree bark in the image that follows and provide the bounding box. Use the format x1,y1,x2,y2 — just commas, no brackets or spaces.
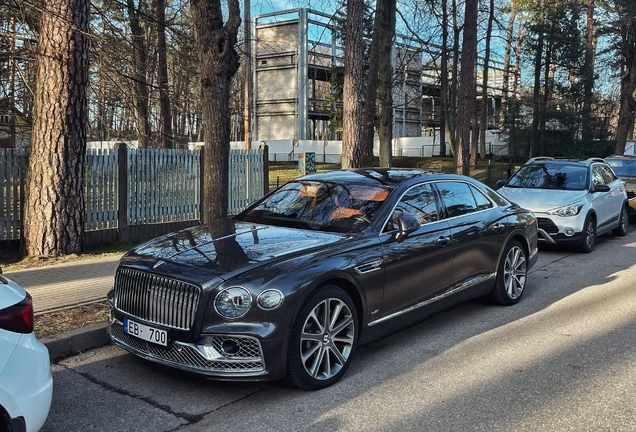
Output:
501,0,516,128
455,0,477,175
23,0,90,257
479,0,494,159
581,0,595,143
377,0,396,168
361,0,383,158
126,0,151,148
156,0,173,148
342,0,365,169
615,52,636,154
613,0,636,154
531,0,545,158
191,0,241,224
439,0,449,157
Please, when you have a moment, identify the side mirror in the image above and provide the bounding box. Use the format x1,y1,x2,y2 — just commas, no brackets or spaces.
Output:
394,212,421,243
496,179,506,188
592,184,610,193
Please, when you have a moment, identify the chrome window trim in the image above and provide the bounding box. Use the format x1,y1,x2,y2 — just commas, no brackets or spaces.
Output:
380,180,498,236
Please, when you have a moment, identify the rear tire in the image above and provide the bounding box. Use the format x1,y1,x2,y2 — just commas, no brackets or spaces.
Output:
578,214,596,253
612,205,629,236
490,240,527,306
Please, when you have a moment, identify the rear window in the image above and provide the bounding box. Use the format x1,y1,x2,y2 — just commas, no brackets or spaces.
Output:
506,164,588,190
606,159,636,178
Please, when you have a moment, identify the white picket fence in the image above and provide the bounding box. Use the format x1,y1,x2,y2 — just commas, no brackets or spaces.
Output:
1,147,267,242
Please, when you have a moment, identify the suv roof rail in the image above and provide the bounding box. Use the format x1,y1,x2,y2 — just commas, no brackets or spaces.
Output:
584,157,606,165
525,157,555,164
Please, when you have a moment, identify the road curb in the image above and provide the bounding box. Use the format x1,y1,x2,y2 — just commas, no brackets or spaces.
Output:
42,322,110,361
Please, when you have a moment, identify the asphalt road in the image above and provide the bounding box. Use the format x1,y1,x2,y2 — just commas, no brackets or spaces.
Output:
42,230,636,432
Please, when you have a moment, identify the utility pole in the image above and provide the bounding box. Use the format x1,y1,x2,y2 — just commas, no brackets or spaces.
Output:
244,0,252,150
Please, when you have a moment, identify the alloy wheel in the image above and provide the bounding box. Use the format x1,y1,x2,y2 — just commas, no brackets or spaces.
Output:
503,245,526,300
299,297,355,381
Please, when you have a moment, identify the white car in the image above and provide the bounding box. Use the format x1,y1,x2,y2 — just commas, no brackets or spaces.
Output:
0,268,53,432
497,157,629,253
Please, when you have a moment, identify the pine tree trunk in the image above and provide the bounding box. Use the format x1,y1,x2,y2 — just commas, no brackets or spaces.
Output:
501,0,516,129
23,0,90,257
342,0,365,169
615,60,636,154
377,0,396,168
156,0,173,148
361,0,383,158
581,0,595,143
455,0,477,175
126,0,151,148
191,0,241,224
479,0,494,159
439,0,449,157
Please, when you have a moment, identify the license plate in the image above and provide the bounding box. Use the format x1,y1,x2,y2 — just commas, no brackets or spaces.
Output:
123,318,168,346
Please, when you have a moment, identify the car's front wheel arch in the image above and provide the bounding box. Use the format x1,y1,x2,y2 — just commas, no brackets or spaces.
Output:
286,284,359,390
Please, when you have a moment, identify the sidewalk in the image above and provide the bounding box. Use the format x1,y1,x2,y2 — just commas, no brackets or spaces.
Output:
5,254,123,314
3,255,123,359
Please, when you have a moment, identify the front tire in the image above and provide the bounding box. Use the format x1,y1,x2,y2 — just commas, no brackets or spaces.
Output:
490,240,527,306
287,285,358,390
612,205,629,236
578,214,596,253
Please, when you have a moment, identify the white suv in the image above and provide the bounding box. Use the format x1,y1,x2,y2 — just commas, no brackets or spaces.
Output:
0,269,53,432
497,157,629,252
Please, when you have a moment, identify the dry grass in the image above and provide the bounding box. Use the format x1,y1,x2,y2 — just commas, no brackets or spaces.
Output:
34,302,109,339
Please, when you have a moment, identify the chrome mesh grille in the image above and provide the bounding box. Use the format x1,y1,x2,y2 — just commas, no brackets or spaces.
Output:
109,322,264,373
113,268,201,330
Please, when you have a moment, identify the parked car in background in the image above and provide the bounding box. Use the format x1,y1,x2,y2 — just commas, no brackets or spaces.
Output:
0,269,53,432
108,169,538,390
604,154,636,217
497,157,629,253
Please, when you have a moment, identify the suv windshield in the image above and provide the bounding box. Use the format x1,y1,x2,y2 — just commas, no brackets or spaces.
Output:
506,163,588,190
606,159,636,178
238,181,391,233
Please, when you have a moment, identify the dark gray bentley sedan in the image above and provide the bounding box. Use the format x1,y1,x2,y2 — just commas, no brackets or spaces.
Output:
108,169,538,390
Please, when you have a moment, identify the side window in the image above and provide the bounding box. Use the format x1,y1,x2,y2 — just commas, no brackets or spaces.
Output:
591,165,606,186
393,183,440,226
470,185,494,210
436,181,478,218
601,165,616,183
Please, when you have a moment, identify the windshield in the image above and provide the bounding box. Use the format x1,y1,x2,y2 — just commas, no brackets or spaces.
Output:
606,159,636,178
506,163,588,190
237,181,391,233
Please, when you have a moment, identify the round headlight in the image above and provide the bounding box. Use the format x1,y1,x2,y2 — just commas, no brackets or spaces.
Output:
257,289,284,310
214,287,252,319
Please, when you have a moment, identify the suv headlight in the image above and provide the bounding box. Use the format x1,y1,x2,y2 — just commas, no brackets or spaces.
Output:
214,287,252,319
547,202,584,217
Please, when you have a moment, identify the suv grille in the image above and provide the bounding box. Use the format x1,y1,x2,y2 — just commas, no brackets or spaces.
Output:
113,268,200,330
537,217,559,234
109,322,265,373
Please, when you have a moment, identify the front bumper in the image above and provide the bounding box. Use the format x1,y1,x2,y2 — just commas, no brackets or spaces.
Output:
536,215,585,245
108,318,288,382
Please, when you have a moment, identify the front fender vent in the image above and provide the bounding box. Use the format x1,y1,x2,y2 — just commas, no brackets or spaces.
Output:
355,260,383,274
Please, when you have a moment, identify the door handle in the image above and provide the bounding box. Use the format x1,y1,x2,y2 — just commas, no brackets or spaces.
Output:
435,236,451,246
491,223,505,233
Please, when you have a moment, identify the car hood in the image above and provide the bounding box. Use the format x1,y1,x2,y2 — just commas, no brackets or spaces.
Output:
619,177,636,191
498,187,587,212
121,222,350,280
